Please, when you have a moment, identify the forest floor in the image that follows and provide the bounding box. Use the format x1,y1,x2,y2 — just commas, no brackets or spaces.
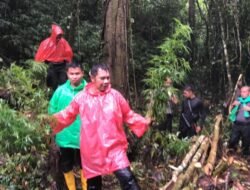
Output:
101,147,250,190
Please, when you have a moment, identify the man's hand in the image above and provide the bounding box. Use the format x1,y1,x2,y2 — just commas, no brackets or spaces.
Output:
243,105,250,111
195,125,202,133
171,95,179,104
145,117,153,126
232,100,240,106
40,114,58,130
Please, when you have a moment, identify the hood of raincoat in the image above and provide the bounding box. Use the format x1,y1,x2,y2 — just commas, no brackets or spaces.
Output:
35,24,73,63
50,24,64,43
49,79,87,148
53,82,149,179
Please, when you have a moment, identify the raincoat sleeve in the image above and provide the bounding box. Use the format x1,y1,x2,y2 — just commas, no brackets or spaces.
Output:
52,99,79,134
118,93,149,137
35,40,47,62
63,40,73,62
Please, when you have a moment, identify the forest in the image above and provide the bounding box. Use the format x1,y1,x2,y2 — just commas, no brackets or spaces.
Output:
1,0,250,189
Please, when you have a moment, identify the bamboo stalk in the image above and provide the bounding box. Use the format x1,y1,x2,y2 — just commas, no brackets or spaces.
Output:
212,159,228,177
145,90,154,118
228,74,242,113
160,136,205,190
172,137,209,190
171,135,205,181
203,114,223,175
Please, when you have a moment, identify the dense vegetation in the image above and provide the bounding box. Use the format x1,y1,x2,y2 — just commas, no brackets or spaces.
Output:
1,0,250,189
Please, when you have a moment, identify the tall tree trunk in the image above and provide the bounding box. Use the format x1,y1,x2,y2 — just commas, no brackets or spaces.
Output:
188,0,195,65
232,0,242,69
102,0,129,97
218,3,233,93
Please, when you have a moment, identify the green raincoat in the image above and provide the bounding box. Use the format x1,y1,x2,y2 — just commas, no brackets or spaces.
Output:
48,79,87,148
229,96,250,122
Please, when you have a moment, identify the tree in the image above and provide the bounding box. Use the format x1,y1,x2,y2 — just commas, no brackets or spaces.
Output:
102,0,130,97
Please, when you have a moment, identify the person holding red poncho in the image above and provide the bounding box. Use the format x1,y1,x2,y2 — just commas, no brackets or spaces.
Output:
50,63,151,190
35,24,73,91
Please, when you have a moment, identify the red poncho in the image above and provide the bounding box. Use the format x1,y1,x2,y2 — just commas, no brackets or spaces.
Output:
53,83,149,179
35,24,73,63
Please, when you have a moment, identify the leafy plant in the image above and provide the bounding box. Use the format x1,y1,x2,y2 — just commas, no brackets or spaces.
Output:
0,60,49,113
0,60,52,188
143,19,191,122
0,100,52,188
0,152,50,189
0,100,48,154
136,129,190,166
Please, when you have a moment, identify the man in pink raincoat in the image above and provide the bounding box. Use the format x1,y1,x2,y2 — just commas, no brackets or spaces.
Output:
51,63,151,190
35,24,73,91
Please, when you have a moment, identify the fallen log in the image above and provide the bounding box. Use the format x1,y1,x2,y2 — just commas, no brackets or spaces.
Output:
171,135,205,181
172,137,209,190
160,135,206,190
203,114,223,175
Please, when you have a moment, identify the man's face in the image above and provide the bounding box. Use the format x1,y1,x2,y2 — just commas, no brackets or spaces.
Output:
56,34,62,43
164,78,172,87
183,90,193,98
91,68,110,92
67,67,84,87
240,87,250,98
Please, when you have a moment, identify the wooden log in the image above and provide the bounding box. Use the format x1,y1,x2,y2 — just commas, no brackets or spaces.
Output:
160,135,205,190
203,114,223,175
212,159,228,177
171,135,205,181
172,137,209,190
200,138,210,165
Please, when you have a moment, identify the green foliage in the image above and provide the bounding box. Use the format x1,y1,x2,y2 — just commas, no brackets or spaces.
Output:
143,19,191,121
130,0,186,96
0,152,50,189
74,21,102,67
0,0,102,67
0,100,48,154
0,59,52,188
0,100,51,188
0,60,48,113
138,129,190,164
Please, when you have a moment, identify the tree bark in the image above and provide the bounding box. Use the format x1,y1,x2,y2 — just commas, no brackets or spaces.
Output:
232,0,242,68
217,3,233,93
102,0,129,97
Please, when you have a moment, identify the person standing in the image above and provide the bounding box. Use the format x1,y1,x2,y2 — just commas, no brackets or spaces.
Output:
35,24,73,91
163,77,178,132
49,62,87,190
228,86,250,156
179,84,206,138
50,63,151,190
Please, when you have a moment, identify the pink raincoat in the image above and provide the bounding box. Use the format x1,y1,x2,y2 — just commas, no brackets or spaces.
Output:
35,24,73,63
53,83,149,179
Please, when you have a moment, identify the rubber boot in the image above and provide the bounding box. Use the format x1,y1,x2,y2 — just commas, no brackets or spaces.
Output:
63,171,76,190
80,170,87,190
114,167,140,190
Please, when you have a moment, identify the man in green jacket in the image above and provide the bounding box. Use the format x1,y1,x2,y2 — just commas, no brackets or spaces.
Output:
48,62,87,190
229,86,250,156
